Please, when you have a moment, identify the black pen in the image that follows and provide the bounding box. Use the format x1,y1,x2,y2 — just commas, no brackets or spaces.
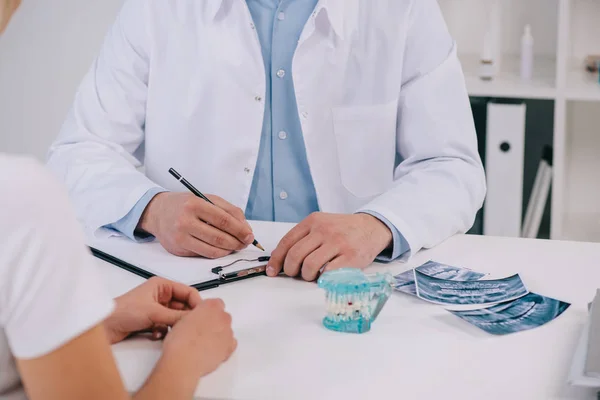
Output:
168,168,265,251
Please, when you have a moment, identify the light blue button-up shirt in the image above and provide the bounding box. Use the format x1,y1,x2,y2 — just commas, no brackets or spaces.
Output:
107,0,408,261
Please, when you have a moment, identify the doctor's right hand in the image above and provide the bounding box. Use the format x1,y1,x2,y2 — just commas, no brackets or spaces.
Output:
138,192,255,258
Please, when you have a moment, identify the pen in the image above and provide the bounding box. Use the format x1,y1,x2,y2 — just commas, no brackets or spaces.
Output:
168,168,265,251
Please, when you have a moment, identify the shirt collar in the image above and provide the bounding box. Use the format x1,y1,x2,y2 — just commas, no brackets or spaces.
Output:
207,0,356,40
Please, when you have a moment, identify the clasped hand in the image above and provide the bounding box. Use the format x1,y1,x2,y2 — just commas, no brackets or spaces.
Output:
104,277,237,377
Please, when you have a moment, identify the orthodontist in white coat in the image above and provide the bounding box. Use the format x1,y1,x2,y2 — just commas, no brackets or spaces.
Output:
47,0,486,282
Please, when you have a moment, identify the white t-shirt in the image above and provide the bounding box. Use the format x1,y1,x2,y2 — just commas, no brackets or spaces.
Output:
0,154,115,400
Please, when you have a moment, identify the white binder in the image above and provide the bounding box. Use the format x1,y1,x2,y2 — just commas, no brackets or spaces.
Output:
483,102,527,237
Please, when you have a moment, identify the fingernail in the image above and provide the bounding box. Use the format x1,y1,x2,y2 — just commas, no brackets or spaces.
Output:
244,234,254,244
266,265,276,277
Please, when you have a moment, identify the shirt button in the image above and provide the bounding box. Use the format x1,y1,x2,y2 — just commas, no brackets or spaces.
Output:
301,111,309,119
276,69,286,78
279,191,288,200
244,167,251,174
278,131,287,140
277,12,285,21
255,95,262,102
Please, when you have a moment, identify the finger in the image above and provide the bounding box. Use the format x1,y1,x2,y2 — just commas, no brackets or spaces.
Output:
162,280,203,309
267,222,310,277
168,300,188,311
282,234,323,278
322,255,355,273
194,201,254,245
301,244,340,282
187,219,246,251
181,234,233,259
208,195,251,230
150,305,190,327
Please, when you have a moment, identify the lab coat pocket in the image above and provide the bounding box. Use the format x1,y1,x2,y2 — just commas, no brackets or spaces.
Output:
332,101,397,198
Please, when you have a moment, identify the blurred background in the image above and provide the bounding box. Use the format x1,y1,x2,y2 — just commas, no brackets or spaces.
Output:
0,0,599,243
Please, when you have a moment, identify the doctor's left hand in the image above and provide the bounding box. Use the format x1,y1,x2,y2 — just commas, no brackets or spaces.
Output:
266,213,393,281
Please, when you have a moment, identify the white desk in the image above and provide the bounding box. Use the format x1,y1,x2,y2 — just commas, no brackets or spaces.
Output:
97,227,600,400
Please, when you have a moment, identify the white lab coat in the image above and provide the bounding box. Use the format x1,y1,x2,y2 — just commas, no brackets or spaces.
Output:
47,0,486,259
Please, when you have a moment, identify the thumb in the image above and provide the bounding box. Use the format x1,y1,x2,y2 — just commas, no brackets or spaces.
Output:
150,304,189,327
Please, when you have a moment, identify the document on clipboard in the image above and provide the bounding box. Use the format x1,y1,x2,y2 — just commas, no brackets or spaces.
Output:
87,221,291,290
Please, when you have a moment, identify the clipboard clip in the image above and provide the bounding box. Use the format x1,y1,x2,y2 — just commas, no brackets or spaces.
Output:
211,256,271,275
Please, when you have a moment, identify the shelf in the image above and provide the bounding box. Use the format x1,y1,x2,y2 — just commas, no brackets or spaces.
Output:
458,54,557,100
566,62,600,102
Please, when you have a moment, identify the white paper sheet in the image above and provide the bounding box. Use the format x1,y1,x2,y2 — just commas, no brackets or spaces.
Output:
87,221,293,286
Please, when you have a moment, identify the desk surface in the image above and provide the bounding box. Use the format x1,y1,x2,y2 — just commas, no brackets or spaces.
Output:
99,225,600,400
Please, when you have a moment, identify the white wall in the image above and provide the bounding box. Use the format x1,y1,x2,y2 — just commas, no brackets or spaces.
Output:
438,0,559,57
0,0,124,160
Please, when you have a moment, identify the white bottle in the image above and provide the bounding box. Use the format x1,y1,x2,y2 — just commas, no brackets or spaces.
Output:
479,32,495,81
520,24,534,81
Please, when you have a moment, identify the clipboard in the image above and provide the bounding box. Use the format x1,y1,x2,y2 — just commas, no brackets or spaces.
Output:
88,234,272,291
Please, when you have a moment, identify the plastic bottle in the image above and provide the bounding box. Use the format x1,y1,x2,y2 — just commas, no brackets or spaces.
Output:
520,24,534,81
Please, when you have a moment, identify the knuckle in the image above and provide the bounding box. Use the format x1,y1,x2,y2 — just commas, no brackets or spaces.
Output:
315,223,331,235
148,276,165,285
223,312,232,326
213,234,226,247
306,212,319,223
279,236,294,249
216,215,230,230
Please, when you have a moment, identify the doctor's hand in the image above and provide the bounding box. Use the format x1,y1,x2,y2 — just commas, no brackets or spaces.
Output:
138,192,255,258
266,213,393,281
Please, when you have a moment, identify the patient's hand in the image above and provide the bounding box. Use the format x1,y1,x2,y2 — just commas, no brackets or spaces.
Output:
103,277,202,344
163,298,237,378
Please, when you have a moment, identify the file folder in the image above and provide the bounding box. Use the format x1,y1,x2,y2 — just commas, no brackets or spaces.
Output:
483,101,527,237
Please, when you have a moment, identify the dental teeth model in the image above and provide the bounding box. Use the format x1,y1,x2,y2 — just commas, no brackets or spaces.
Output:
317,268,392,334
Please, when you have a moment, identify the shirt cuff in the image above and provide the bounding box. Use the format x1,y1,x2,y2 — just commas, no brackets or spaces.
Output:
359,210,410,262
105,187,167,242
